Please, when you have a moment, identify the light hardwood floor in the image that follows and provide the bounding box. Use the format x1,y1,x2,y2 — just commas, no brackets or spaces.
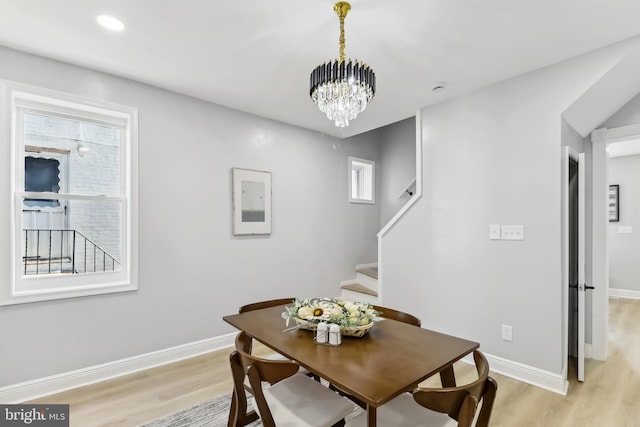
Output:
30,298,640,426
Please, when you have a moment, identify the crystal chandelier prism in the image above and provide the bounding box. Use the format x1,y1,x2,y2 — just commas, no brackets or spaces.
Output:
310,2,376,127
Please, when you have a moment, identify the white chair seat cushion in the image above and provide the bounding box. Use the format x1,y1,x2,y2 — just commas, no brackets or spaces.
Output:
345,392,457,427
252,373,354,427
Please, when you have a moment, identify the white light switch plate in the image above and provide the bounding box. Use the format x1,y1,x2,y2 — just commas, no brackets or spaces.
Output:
501,225,524,240
501,325,513,341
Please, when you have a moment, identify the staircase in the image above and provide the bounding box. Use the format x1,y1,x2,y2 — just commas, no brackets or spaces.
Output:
340,263,379,304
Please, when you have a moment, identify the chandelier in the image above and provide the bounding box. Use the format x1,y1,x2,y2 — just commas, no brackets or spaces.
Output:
310,2,376,127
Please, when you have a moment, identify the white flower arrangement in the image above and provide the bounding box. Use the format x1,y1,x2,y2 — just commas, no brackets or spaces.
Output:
282,297,381,330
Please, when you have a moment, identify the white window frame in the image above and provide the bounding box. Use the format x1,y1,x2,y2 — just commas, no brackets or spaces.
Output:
348,156,375,204
1,80,138,305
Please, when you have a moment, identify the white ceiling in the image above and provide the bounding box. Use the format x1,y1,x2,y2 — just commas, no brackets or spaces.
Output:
2,0,640,139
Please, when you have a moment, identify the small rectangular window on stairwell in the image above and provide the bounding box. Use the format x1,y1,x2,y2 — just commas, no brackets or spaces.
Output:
349,156,375,204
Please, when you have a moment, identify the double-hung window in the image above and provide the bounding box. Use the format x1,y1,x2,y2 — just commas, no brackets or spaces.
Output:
2,81,138,305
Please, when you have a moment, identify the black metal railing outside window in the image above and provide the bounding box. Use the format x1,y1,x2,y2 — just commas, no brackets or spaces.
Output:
23,229,120,275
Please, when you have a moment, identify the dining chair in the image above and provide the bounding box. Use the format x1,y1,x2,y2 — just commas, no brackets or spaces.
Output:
371,304,421,327
228,331,355,427
344,350,498,427
238,297,297,315
237,298,296,358
238,297,314,375
231,299,317,425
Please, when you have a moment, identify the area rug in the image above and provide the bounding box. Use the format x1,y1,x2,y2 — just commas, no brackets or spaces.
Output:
141,393,255,427
141,392,364,427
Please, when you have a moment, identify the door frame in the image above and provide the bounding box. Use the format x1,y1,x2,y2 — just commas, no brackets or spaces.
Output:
562,146,586,388
590,124,640,361
577,152,586,381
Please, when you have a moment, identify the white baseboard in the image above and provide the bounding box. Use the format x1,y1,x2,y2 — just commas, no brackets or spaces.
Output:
1,333,572,403
462,352,568,396
0,333,236,404
609,288,640,300
585,343,593,359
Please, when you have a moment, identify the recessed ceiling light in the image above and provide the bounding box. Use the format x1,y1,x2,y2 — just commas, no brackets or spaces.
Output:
96,15,125,32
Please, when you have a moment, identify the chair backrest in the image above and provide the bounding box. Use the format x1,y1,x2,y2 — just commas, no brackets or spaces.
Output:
237,298,296,356
230,331,301,427
234,331,299,381
412,350,497,427
238,297,296,314
372,304,421,327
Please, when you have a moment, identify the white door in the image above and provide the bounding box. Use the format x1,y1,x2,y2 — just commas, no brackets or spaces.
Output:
22,150,69,265
577,152,586,382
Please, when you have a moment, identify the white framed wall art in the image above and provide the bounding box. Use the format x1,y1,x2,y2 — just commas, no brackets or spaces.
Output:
232,168,272,235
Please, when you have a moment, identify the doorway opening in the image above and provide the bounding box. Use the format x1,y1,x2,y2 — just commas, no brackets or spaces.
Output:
567,157,579,380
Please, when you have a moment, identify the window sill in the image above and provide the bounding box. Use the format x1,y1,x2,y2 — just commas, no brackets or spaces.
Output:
1,281,137,306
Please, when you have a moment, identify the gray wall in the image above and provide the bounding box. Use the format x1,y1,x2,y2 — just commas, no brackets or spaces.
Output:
377,117,416,227
0,46,380,386
379,45,621,374
562,118,585,153
349,116,416,230
599,92,640,129
608,155,640,291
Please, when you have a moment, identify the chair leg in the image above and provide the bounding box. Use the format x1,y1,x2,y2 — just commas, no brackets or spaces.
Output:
228,390,259,427
229,351,260,426
228,391,239,427
306,372,321,382
475,377,498,427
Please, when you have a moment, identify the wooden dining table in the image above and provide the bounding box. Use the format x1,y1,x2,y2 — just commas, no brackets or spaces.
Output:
223,304,479,427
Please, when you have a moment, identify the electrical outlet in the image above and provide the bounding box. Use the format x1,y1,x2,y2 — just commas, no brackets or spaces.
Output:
501,325,513,341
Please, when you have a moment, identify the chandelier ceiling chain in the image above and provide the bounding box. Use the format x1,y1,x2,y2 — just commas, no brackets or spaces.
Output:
310,2,376,128
336,2,348,62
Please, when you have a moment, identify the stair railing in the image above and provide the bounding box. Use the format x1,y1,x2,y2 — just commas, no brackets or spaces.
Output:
23,229,120,275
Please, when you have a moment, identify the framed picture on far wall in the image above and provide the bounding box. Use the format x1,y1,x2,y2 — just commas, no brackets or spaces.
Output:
231,167,272,235
609,184,619,222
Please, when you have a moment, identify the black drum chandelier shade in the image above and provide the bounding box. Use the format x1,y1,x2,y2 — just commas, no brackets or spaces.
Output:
309,2,376,127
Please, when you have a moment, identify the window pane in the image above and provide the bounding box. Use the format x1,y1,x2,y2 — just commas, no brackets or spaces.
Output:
21,197,122,276
24,112,121,196
24,156,61,207
25,156,61,192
